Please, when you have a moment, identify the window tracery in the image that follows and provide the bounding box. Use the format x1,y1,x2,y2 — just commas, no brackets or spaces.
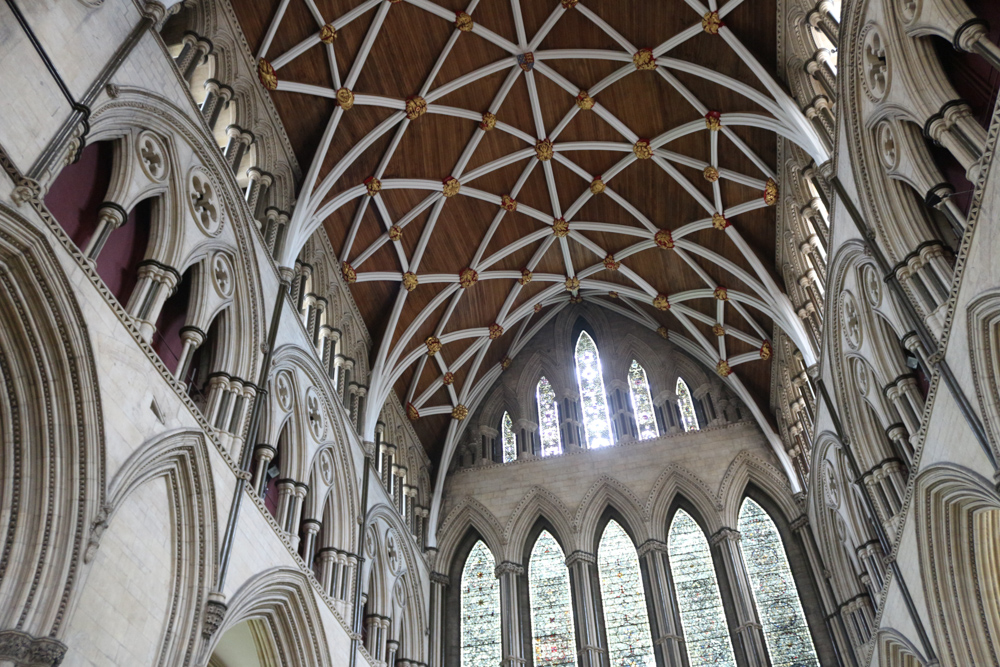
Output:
460,540,502,667
501,411,517,463
667,510,737,667
528,531,577,667
536,377,562,457
737,498,820,667
676,378,700,432
597,520,655,667
574,332,613,448
628,360,659,440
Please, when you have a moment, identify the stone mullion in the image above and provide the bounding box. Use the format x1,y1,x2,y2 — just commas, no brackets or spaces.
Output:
638,541,688,667
496,561,527,667
565,551,607,667
710,528,770,667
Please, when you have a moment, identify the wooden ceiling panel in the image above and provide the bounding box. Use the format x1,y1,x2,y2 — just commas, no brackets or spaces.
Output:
245,0,784,462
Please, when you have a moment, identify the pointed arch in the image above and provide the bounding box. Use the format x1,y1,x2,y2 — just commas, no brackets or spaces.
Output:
877,629,928,667
505,488,576,563
646,465,723,540
628,359,659,440
915,464,1000,667
737,497,820,667
597,520,655,667
536,376,562,457
436,497,505,570
667,508,737,667
460,540,502,667
575,476,649,548
574,331,613,449
501,411,517,463
527,530,577,667
208,567,333,667
675,376,700,432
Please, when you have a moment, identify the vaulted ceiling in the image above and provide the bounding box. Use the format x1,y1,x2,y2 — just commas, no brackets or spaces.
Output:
233,0,822,464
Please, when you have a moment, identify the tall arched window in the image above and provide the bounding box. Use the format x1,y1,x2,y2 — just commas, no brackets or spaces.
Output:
461,540,502,667
536,377,562,457
528,531,577,667
574,331,613,448
501,411,517,463
667,510,737,667
628,360,659,440
737,498,820,667
676,378,700,432
597,520,655,667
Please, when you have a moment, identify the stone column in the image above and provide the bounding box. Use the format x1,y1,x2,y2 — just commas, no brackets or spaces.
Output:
252,445,276,496
175,31,213,83
385,639,399,667
514,419,537,458
82,202,127,263
496,561,527,667
173,326,206,382
638,540,688,667
275,480,296,532
429,572,449,667
223,125,255,174
128,262,179,341
317,547,337,596
806,0,839,46
710,528,769,667
244,166,272,218
565,550,607,667
300,518,321,565
199,78,233,129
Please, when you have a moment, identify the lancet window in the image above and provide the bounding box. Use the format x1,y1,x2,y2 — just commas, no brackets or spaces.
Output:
676,378,700,432
738,498,820,667
460,540,502,667
501,411,517,463
574,332,614,448
667,510,737,667
536,377,562,457
597,520,655,667
528,531,577,667
628,360,658,440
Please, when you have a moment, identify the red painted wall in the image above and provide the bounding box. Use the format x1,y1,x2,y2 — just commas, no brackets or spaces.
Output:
45,141,113,251
46,141,153,305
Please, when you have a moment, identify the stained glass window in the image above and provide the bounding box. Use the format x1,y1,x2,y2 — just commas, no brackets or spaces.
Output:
501,411,517,463
536,377,562,457
628,361,659,440
574,332,613,448
528,531,577,667
737,499,820,667
597,521,655,667
667,510,737,667
676,378,700,432
460,540,502,667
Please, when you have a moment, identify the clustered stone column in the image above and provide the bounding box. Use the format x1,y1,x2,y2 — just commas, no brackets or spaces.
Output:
710,528,769,667
127,260,180,341
428,572,449,667
496,561,527,667
565,550,607,667
637,540,687,667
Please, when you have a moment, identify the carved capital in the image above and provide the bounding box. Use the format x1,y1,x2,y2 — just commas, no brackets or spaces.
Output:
495,561,525,577
564,550,597,567
709,527,741,546
0,631,67,666
201,592,228,640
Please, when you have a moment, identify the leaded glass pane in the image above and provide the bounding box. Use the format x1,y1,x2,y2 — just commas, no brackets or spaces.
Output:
529,531,577,667
501,411,517,463
461,541,502,667
737,499,820,667
574,332,613,448
597,521,655,667
628,361,659,440
536,377,562,457
676,378,700,432
667,510,737,667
